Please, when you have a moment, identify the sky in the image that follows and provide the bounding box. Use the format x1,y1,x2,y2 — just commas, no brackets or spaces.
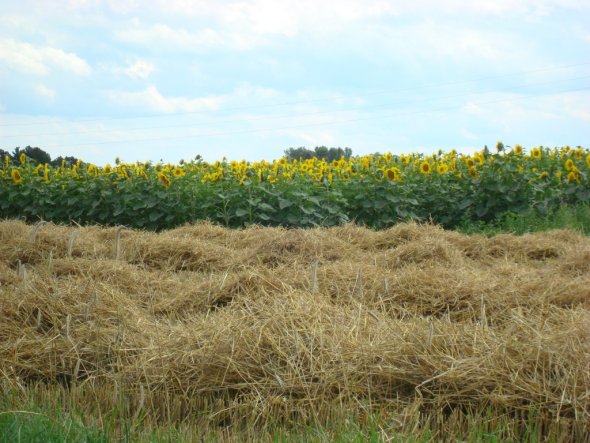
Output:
0,0,589,165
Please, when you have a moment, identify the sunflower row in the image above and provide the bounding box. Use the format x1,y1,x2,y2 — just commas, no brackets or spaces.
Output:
1,145,588,230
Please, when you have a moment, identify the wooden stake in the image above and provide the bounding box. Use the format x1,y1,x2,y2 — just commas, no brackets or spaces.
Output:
114,226,124,260
310,261,318,293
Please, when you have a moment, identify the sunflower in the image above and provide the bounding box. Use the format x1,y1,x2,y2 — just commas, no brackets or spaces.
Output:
465,158,475,168
172,167,185,177
539,171,549,180
11,169,23,184
19,153,26,165
567,170,580,184
419,161,431,174
468,167,478,178
513,144,523,155
437,163,449,174
157,172,171,188
531,147,542,159
586,154,590,169
104,164,112,174
565,159,575,171
384,167,401,181
4,155,10,167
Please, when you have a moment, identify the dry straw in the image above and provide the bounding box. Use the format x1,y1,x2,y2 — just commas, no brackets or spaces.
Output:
0,219,589,435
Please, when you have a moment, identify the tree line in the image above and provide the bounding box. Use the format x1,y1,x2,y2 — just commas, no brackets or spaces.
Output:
1,146,82,167
1,145,354,165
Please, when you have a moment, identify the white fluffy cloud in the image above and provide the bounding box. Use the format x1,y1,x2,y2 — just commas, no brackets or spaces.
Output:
35,83,57,101
114,59,156,79
107,84,226,112
0,38,91,76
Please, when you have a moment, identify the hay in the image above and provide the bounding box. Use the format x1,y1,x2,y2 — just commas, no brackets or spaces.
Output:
0,219,589,431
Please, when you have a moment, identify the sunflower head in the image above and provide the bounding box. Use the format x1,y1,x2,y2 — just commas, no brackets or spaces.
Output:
565,159,575,171
419,161,431,175
531,147,542,159
172,167,185,177
157,172,171,188
19,153,27,165
384,167,401,181
437,164,449,174
513,144,523,155
567,170,580,184
11,169,23,184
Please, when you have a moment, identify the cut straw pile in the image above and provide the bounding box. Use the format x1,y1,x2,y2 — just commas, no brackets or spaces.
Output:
1,219,589,434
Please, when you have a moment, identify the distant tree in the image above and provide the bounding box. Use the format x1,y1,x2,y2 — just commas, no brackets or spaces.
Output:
0,148,10,161
51,155,82,167
284,146,353,161
314,146,329,160
284,147,315,161
20,146,52,164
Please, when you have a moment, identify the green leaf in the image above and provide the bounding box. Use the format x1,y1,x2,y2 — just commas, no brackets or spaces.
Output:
148,212,163,222
257,202,276,212
235,207,249,217
278,198,293,209
307,196,321,205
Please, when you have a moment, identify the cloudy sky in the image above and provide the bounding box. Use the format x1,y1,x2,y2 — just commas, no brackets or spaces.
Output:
0,0,589,164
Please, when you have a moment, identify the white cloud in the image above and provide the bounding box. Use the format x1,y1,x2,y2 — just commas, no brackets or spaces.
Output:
107,84,227,112
115,22,265,51
114,59,155,79
372,21,533,66
35,83,57,101
0,38,91,76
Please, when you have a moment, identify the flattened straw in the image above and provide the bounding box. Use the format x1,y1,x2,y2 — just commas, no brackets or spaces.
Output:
29,220,47,242
383,276,389,293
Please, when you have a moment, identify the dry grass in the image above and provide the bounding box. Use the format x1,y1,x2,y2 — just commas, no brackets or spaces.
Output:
1,219,589,440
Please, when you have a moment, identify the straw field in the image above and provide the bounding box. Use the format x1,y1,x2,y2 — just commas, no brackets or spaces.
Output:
1,219,589,441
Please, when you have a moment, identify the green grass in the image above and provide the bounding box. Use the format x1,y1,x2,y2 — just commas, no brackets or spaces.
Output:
457,203,590,236
2,389,583,443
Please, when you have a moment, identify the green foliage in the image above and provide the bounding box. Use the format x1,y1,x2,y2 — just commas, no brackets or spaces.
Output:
1,146,589,231
284,146,353,162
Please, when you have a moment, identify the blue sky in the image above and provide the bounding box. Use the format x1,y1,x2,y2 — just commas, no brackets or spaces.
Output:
0,0,589,165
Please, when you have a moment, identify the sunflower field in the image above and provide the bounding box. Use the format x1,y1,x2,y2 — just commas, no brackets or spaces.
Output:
0,145,588,230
